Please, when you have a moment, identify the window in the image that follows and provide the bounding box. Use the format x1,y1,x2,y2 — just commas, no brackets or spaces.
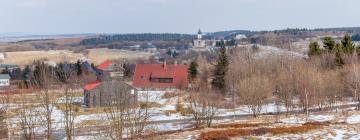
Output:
149,77,173,83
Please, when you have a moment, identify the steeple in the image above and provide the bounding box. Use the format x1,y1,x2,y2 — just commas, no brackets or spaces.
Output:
197,29,202,40
198,29,202,35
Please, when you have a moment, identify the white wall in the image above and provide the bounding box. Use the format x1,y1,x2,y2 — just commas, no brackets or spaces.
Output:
0,79,9,86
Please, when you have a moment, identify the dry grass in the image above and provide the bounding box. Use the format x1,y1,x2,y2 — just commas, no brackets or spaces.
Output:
3,50,84,65
87,48,153,65
199,122,327,140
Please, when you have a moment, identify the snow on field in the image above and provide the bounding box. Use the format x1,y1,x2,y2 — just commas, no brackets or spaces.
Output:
146,122,190,132
346,114,360,124
56,96,83,104
254,45,308,59
280,114,335,124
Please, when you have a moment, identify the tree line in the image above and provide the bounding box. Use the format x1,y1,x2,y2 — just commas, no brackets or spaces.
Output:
80,33,196,46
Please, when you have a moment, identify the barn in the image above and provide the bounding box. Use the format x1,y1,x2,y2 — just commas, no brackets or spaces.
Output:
83,60,137,108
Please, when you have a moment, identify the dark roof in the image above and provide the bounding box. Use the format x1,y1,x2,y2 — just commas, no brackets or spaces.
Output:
0,64,18,69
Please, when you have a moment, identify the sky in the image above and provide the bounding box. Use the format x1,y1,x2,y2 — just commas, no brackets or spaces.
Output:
0,0,359,34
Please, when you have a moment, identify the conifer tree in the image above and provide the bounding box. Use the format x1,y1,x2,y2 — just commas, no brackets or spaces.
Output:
335,43,345,67
342,34,355,54
212,46,229,92
308,41,322,56
188,61,198,84
323,37,335,52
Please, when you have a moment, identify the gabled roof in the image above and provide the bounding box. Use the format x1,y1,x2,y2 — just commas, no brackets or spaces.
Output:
84,80,102,91
97,60,113,71
0,74,10,80
132,64,188,88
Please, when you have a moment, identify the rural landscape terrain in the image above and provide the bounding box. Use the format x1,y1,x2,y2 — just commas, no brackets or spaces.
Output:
2,0,360,140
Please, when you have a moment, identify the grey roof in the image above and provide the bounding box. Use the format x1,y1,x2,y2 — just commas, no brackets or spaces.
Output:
0,74,10,79
0,64,18,69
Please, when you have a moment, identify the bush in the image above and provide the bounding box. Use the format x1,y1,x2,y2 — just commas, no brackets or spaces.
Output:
161,92,178,99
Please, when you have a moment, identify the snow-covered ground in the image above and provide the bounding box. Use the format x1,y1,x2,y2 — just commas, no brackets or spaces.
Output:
253,45,308,59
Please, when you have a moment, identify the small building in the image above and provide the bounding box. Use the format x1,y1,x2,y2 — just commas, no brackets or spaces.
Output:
0,64,18,71
0,74,10,87
132,62,188,90
83,60,137,108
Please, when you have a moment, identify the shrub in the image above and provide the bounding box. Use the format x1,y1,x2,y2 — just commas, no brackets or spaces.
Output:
161,92,177,99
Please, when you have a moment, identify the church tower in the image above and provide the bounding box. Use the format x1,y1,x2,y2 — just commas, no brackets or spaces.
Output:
194,29,206,48
197,29,202,40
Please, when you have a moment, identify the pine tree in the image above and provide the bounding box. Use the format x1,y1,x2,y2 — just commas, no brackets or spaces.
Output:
335,43,345,67
188,61,198,84
75,60,82,76
211,46,229,92
308,41,322,56
323,37,335,52
1,67,9,74
342,34,355,54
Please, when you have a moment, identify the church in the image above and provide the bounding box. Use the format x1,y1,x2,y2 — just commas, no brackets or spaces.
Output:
193,29,206,48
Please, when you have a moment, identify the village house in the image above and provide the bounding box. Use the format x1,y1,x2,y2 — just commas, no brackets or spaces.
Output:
83,60,137,108
0,74,10,87
132,62,188,91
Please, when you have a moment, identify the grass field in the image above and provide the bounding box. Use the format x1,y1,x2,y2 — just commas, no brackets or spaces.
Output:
0,48,154,66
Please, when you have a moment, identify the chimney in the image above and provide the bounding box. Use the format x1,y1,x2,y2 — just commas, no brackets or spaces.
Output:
163,60,167,69
174,60,178,66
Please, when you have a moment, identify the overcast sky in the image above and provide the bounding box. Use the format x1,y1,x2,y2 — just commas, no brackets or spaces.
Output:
0,0,359,34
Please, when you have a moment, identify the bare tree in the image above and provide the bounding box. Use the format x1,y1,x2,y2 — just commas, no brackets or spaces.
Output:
0,89,10,139
188,85,221,128
103,81,149,139
345,64,360,110
32,61,55,140
55,62,81,140
237,73,272,117
18,94,41,140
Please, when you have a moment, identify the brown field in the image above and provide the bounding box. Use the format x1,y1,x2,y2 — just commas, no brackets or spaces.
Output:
0,48,154,66
1,50,85,65
87,48,153,65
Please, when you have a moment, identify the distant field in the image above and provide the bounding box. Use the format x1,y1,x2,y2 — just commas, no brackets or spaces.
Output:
87,48,153,65
0,48,153,66
1,50,85,65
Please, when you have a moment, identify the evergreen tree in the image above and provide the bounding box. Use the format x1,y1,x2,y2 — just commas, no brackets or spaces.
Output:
308,41,322,56
334,43,345,67
323,37,335,52
75,60,82,76
356,45,360,57
188,61,198,84
342,34,355,54
1,67,9,74
211,46,229,92
216,40,226,47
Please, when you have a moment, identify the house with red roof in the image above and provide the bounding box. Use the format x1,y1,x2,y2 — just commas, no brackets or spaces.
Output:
132,62,189,90
83,60,137,107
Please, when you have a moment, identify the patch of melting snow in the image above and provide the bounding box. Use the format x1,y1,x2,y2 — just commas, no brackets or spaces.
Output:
280,114,335,124
346,114,360,124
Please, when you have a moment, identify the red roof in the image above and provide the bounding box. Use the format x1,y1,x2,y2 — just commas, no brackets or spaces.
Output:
132,64,188,88
97,60,113,71
84,80,102,91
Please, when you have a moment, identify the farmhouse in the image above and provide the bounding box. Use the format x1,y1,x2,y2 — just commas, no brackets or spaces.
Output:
83,60,137,108
0,74,10,87
132,62,188,90
0,64,18,72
